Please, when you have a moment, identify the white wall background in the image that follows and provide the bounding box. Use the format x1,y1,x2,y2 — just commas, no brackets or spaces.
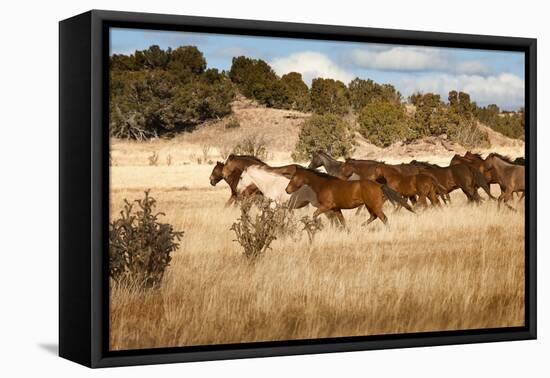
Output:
0,0,546,376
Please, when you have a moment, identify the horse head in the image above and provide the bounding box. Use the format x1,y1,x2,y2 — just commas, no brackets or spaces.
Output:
209,161,225,186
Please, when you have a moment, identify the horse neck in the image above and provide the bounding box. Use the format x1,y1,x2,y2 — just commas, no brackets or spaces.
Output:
300,171,326,192
319,154,340,172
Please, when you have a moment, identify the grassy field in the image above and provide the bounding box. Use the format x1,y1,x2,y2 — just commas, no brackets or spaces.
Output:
109,142,525,350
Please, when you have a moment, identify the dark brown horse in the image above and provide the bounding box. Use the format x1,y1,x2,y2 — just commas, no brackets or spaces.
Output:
375,165,445,207
410,160,492,203
450,152,498,199
482,153,525,209
285,167,413,227
210,161,261,206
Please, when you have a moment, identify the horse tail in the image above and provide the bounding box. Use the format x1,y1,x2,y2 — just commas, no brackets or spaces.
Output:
381,185,415,213
471,167,496,200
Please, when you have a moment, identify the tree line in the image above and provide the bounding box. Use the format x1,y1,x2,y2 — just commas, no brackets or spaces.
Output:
109,45,524,157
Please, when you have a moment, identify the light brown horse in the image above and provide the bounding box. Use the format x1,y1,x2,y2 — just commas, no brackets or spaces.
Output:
482,153,525,209
375,165,444,207
285,167,413,227
209,161,261,206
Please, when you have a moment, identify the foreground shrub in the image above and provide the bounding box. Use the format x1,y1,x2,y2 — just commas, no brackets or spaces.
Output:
292,114,354,161
357,101,411,147
109,190,184,288
230,197,281,260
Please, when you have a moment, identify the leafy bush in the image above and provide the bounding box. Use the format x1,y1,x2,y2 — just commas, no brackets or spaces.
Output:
110,47,234,140
310,78,350,115
280,72,310,111
475,104,524,140
348,78,401,111
292,114,354,161
233,135,269,160
229,56,286,107
109,190,184,288
357,101,411,147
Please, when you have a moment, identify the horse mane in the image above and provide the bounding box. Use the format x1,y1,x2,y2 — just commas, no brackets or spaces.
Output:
466,152,484,160
227,154,265,164
489,152,516,164
298,167,339,179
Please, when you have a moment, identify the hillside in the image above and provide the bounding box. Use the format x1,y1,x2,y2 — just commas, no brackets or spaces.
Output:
110,96,524,166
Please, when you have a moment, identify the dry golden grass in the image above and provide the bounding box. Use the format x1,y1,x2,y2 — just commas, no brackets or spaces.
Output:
109,155,525,351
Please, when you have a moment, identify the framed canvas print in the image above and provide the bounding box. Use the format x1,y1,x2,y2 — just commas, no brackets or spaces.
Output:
59,10,537,368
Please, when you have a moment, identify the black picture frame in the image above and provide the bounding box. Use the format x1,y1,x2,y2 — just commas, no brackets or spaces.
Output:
59,9,537,368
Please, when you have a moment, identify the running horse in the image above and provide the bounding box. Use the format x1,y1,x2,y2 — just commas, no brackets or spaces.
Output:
209,154,265,206
374,165,446,208
285,167,414,227
482,153,525,209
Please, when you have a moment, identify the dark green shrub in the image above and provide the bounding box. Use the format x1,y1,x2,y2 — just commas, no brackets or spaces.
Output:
109,190,184,289
310,78,350,115
475,104,524,140
110,54,235,140
292,114,354,161
348,78,401,111
280,72,310,111
229,56,285,107
357,101,411,147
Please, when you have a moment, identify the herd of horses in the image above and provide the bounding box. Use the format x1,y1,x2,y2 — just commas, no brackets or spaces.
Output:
209,151,525,227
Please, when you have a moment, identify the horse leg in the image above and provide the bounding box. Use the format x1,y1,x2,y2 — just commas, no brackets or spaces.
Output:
225,194,237,207
333,209,346,228
355,205,365,215
428,189,441,207
417,194,428,209
375,209,388,225
502,190,517,212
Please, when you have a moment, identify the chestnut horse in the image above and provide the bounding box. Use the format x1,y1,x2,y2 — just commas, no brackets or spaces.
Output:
375,165,445,207
209,155,266,206
285,167,413,227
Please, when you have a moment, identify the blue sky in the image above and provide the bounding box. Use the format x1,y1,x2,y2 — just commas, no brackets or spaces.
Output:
110,28,525,110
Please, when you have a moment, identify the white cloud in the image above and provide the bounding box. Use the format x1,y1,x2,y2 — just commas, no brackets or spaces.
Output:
397,73,524,109
214,46,254,58
270,51,354,86
351,46,492,76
